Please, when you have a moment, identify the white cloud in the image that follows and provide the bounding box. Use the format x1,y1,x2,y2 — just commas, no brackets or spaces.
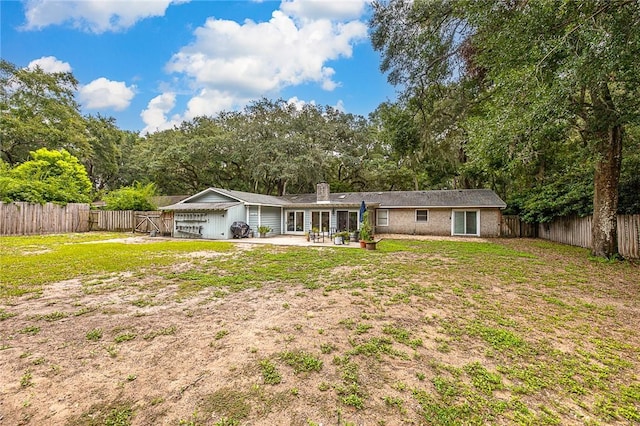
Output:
280,0,367,21
23,0,189,33
168,11,366,94
140,88,249,134
141,1,368,133
286,96,316,110
27,56,72,73
140,92,183,134
286,96,344,113
183,89,244,119
78,77,136,111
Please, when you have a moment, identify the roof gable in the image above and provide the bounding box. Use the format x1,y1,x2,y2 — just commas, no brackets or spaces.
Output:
215,188,290,206
185,188,239,204
160,187,290,211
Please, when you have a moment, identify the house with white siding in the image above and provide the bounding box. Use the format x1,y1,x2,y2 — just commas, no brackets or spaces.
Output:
160,183,506,240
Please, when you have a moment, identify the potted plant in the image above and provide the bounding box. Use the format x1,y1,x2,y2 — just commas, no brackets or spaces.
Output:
359,211,373,249
257,225,271,238
310,227,320,242
334,231,349,245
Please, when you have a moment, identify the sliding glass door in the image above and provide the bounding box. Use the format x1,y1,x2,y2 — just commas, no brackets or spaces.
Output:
311,211,330,232
452,210,479,236
336,210,359,232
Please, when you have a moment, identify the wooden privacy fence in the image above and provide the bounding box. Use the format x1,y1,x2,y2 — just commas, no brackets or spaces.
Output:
0,202,90,236
0,203,174,236
500,215,537,238
89,210,173,235
538,214,640,259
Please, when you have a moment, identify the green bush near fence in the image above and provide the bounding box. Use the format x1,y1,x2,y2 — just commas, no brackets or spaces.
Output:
103,182,157,211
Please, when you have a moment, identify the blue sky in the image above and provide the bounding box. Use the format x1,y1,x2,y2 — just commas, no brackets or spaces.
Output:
1,0,397,133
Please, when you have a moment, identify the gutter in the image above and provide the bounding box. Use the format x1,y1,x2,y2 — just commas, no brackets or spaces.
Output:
378,205,507,209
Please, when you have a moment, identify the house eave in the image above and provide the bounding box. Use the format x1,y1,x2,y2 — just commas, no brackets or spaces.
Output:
159,202,242,211
244,202,290,208
378,204,507,209
283,202,381,209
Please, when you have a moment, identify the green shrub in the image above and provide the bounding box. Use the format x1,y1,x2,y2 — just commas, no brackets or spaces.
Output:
104,182,157,211
0,148,92,204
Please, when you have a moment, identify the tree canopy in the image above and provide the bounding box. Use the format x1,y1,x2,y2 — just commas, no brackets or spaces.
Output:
135,99,384,196
370,0,640,257
0,59,88,165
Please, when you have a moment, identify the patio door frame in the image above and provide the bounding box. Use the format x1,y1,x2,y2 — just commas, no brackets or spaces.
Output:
451,209,480,236
285,210,305,234
336,210,359,232
311,210,331,233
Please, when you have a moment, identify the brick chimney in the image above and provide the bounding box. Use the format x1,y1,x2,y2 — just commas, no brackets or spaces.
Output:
316,182,330,204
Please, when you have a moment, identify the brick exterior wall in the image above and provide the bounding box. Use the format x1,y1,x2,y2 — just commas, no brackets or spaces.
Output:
478,209,502,237
374,208,502,237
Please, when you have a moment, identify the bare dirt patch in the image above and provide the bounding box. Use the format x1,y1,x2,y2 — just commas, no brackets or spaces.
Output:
2,276,403,425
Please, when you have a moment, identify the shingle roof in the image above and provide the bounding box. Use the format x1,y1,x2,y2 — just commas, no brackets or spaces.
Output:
282,189,506,208
151,195,190,207
161,188,506,211
159,202,241,211
214,188,291,206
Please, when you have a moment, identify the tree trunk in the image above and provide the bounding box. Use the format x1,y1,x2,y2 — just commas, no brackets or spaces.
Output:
277,179,287,196
590,85,623,259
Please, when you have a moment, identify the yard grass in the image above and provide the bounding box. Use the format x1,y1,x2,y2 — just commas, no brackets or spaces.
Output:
0,233,234,298
0,233,638,425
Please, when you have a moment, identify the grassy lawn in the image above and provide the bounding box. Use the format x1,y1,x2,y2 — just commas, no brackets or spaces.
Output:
0,233,638,425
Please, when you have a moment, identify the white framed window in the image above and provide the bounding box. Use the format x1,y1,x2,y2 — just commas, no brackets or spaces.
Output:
452,210,480,236
286,210,305,232
311,210,331,233
416,209,428,222
376,209,389,226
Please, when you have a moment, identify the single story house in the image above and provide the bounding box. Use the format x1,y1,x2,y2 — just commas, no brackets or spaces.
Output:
160,183,507,240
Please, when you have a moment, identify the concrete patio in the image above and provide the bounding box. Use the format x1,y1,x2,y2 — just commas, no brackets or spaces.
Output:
229,234,363,248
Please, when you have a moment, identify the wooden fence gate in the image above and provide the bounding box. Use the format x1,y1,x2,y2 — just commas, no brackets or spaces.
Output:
134,212,173,235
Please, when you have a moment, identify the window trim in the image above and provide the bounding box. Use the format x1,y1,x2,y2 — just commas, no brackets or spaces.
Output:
285,210,305,233
310,210,331,233
451,209,480,236
415,209,429,222
336,210,359,232
376,209,389,227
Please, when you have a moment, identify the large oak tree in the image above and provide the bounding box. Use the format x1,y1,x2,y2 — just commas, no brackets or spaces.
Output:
0,60,88,165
